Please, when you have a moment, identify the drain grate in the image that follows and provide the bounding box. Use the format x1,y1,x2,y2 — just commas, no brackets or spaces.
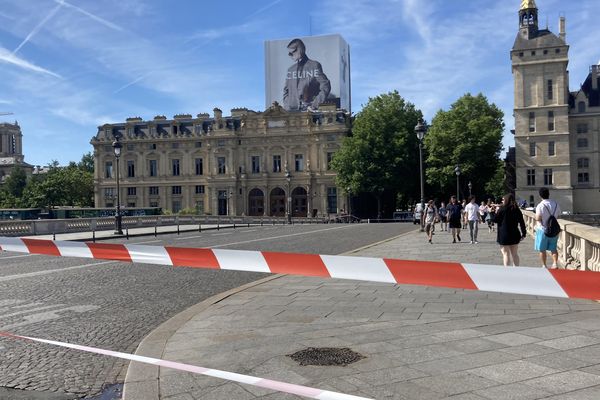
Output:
288,347,365,366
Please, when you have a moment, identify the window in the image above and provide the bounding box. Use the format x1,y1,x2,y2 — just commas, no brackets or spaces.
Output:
195,158,203,175
577,123,588,134
172,159,180,176
172,186,182,195
150,201,159,207
529,142,536,157
327,187,337,213
578,172,590,184
543,168,553,186
195,185,205,194
547,79,553,100
578,101,586,113
172,142,179,149
127,187,136,196
127,144,135,151
105,161,113,178
577,158,589,169
519,52,524,57
251,156,260,173
195,141,202,148
217,139,226,147
528,112,535,132
327,152,335,170
577,138,588,148
555,48,560,54
272,155,281,172
172,200,181,213
531,51,536,56
217,157,226,174
127,202,136,208
548,141,555,156
149,143,157,150
527,169,535,186
149,160,157,177
104,187,115,197
149,186,159,196
127,160,135,177
547,111,554,131
295,154,304,172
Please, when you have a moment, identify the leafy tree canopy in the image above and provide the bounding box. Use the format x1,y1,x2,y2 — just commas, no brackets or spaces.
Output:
331,91,423,215
424,93,504,199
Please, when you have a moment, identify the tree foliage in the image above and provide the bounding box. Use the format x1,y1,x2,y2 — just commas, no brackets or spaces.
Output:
3,166,27,198
331,91,423,216
424,93,504,200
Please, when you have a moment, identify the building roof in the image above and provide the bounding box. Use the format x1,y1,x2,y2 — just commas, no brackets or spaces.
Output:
520,0,537,10
512,29,565,51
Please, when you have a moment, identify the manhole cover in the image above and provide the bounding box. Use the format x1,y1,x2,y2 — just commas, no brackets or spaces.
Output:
288,347,365,366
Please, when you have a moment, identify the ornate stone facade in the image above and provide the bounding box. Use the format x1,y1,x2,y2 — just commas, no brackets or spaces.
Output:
0,121,33,182
512,1,600,212
91,103,351,216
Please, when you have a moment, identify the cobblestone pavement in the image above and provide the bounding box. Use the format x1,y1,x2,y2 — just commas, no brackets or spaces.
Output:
0,223,409,399
124,225,600,399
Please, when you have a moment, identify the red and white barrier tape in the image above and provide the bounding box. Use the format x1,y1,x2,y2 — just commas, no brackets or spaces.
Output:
1,237,600,300
0,331,371,400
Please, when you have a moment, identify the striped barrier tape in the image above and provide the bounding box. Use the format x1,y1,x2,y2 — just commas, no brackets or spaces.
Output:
0,331,372,400
1,237,600,300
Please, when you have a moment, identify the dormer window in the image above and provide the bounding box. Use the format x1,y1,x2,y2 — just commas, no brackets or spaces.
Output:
578,101,586,113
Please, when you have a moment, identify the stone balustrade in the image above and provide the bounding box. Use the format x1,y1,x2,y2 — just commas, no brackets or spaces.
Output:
522,210,600,271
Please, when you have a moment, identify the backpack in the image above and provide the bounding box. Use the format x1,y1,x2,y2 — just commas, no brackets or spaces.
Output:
543,203,561,237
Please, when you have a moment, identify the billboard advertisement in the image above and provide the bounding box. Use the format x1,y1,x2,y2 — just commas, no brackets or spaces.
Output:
265,34,350,112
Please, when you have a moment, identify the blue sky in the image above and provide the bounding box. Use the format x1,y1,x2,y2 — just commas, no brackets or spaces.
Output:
0,0,599,167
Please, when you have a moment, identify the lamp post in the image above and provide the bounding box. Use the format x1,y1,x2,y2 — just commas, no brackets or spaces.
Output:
454,165,461,202
415,119,427,231
468,181,472,197
346,186,352,221
112,137,123,235
285,169,292,224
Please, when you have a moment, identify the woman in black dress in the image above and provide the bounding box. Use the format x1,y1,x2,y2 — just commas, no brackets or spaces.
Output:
495,193,527,266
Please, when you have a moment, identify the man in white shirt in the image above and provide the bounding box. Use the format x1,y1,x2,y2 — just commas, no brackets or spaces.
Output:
535,187,561,269
464,196,480,244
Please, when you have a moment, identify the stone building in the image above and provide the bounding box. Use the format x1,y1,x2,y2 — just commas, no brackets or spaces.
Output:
90,103,351,216
0,121,33,182
512,0,600,212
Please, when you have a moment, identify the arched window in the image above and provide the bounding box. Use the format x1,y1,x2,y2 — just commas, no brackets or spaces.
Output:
578,101,586,113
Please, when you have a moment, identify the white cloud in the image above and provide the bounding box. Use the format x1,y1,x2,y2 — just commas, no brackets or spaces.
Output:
0,46,62,78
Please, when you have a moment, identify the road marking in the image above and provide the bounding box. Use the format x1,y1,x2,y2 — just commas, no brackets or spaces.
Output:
0,261,115,282
176,225,356,248
210,232,233,236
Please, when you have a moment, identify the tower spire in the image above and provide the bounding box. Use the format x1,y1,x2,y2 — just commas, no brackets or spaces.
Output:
519,0,539,39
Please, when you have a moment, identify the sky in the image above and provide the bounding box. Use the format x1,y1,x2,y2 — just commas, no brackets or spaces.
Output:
0,0,599,167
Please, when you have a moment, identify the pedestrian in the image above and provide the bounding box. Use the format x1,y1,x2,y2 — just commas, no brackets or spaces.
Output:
461,199,468,229
438,201,448,231
486,202,497,232
479,201,487,224
495,194,526,266
464,196,480,244
447,195,462,243
535,187,561,269
423,199,438,244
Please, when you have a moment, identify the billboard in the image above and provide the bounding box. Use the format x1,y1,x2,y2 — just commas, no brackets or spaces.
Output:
265,34,350,112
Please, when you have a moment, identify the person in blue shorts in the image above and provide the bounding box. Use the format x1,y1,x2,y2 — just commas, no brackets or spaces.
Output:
534,187,561,269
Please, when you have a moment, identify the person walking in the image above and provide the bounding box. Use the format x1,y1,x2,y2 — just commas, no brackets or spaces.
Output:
438,201,448,231
423,200,438,244
461,199,468,229
464,196,480,244
447,195,462,243
495,194,526,266
535,187,561,269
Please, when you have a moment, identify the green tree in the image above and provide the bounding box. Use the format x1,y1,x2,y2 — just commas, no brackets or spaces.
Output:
484,160,506,201
77,152,94,173
4,166,27,198
424,93,504,200
21,163,94,208
331,91,423,218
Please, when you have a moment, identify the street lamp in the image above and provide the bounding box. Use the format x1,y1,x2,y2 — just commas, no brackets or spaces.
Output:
346,186,352,222
285,169,292,224
112,137,123,235
468,181,472,197
415,119,427,231
454,165,461,202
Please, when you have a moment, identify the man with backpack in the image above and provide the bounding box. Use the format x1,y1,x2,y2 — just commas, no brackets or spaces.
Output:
535,187,561,269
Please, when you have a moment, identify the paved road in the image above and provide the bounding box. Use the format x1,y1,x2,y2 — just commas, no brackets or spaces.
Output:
0,223,411,399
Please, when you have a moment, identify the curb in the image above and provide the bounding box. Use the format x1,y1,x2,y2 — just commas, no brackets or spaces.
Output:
121,274,283,400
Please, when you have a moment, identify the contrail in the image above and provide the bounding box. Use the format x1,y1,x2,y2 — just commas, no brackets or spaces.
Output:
13,2,63,55
246,0,285,19
113,73,150,94
55,0,124,32
0,47,62,78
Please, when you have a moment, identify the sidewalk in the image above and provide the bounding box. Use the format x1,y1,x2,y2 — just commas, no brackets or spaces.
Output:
123,227,600,400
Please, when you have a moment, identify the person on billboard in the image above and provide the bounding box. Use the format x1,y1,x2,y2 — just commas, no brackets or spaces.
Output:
283,38,331,111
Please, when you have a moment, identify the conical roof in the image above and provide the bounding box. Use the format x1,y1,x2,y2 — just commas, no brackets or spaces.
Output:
520,0,537,10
